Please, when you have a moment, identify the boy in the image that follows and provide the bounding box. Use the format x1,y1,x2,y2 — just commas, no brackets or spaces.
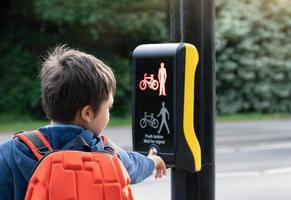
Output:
0,45,166,199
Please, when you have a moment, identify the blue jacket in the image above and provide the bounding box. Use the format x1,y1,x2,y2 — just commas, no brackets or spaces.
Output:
0,124,154,200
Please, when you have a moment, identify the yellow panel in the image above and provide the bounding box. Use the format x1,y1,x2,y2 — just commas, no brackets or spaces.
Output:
183,43,201,171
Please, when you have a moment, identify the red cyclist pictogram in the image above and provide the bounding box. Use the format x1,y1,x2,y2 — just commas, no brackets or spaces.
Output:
139,73,159,91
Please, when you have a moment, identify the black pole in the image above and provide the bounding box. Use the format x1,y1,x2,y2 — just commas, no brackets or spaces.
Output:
170,0,215,200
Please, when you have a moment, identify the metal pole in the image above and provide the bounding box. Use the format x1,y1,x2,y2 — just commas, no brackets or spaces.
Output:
170,0,215,199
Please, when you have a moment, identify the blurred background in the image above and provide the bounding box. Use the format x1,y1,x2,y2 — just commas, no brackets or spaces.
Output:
0,0,169,125
0,0,291,129
1,0,291,200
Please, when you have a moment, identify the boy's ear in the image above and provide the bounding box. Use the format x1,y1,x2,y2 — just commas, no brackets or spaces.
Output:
80,105,94,123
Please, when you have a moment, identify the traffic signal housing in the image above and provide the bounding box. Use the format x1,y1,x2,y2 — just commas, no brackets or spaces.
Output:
132,43,201,172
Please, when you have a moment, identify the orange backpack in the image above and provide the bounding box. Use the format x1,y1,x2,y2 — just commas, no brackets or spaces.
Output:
15,130,134,200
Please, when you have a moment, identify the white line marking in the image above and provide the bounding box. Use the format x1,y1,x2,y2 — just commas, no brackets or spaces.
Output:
264,167,291,175
217,167,291,178
216,132,291,143
216,171,261,178
240,142,291,152
216,147,237,154
216,141,291,154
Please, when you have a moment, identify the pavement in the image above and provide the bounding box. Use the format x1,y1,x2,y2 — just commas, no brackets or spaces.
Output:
1,119,291,200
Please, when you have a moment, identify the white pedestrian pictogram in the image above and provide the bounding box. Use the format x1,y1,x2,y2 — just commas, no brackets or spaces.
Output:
156,101,170,134
158,62,167,96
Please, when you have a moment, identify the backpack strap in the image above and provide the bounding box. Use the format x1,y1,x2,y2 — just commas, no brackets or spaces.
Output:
62,134,90,151
14,130,53,160
101,135,118,156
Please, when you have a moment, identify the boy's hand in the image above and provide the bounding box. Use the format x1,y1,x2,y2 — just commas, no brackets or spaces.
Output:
147,148,167,179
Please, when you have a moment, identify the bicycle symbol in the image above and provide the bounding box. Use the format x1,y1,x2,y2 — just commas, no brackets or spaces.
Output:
139,73,159,91
140,112,159,129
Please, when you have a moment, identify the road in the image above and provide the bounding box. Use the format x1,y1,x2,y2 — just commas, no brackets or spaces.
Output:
1,119,291,199
215,120,291,200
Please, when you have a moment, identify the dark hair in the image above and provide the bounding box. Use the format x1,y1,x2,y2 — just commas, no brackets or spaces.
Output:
40,45,116,123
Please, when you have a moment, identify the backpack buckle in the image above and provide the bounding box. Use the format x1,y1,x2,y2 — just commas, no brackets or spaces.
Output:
37,146,50,155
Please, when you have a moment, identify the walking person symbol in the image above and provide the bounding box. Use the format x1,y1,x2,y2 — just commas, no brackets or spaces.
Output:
158,62,167,96
157,102,170,134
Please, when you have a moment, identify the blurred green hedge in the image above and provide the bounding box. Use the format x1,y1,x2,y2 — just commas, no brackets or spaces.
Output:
216,0,291,114
0,43,41,116
0,0,167,118
0,0,290,119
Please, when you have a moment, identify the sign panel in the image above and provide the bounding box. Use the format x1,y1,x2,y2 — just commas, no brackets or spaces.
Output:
132,43,202,171
134,57,174,154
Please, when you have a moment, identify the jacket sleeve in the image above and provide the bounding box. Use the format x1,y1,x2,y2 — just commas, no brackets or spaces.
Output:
0,149,14,199
117,147,155,184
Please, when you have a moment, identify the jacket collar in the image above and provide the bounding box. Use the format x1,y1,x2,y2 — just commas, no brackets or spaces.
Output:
38,124,101,150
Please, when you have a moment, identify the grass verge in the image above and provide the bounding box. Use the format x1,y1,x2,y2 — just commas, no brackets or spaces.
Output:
0,114,48,133
216,113,291,122
0,113,290,133
0,114,132,133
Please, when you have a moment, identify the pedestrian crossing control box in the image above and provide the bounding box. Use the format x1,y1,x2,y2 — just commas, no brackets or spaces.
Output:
132,43,202,172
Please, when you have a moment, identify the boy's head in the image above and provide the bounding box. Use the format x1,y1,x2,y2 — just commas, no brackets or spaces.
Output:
40,45,116,134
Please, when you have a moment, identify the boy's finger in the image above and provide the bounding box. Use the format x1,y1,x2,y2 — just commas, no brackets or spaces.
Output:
156,169,163,179
159,169,164,177
154,171,159,179
156,171,161,179
163,168,167,176
153,169,158,178
149,147,158,156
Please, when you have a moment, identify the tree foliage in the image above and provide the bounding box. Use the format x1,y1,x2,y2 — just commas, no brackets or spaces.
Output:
0,0,167,118
34,0,167,41
0,0,290,118
216,0,291,114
